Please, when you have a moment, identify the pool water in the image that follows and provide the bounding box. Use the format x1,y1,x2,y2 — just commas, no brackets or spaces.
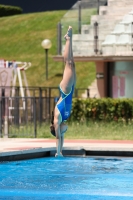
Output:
0,156,133,200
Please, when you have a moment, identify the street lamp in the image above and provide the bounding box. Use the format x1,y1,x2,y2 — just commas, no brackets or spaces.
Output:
78,0,81,34
41,39,52,80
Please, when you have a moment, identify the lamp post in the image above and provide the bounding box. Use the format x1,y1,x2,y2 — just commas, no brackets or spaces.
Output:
97,0,99,14
78,0,81,34
41,39,52,80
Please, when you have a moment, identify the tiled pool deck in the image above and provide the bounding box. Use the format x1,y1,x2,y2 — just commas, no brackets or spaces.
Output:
0,138,133,161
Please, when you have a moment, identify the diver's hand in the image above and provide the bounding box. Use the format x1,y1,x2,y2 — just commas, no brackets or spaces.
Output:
55,153,63,157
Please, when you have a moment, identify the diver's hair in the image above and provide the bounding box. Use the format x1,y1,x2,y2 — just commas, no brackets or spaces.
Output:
50,111,56,137
51,111,54,125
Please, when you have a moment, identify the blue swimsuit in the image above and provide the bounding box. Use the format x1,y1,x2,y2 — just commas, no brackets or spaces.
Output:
56,85,74,122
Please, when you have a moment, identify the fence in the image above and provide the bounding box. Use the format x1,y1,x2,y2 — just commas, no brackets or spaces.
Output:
0,86,89,138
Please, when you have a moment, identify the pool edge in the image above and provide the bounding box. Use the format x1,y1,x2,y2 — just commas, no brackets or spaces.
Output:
0,147,133,161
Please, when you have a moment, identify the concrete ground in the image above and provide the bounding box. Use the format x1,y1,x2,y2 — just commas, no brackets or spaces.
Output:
0,138,133,152
0,138,133,161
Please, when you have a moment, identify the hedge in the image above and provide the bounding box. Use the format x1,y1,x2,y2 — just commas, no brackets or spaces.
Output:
0,4,22,17
69,98,133,123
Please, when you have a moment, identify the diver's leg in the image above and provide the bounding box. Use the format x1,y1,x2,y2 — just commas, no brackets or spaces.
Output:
60,26,75,94
60,134,64,156
70,32,76,86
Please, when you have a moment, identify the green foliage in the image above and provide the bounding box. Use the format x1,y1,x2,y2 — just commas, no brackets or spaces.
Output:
0,4,22,17
70,98,85,122
70,98,133,124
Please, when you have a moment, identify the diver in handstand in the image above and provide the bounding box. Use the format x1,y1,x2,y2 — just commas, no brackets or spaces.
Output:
50,26,76,157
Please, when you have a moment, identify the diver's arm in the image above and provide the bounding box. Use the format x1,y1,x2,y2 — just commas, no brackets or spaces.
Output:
54,118,62,156
60,124,68,154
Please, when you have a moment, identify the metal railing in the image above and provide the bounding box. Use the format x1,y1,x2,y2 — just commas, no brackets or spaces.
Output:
0,86,89,98
0,86,89,138
58,0,107,55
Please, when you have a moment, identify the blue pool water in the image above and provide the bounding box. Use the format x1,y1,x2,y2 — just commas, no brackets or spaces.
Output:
0,156,133,200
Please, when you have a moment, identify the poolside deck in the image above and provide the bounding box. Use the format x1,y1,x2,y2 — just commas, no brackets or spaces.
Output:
0,138,133,161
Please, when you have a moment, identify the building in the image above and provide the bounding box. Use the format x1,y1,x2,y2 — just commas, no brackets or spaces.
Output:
54,0,133,98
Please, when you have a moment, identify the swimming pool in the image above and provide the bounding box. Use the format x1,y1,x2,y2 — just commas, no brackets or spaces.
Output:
0,156,133,200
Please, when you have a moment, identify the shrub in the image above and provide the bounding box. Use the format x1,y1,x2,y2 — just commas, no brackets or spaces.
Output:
70,98,133,123
0,4,22,17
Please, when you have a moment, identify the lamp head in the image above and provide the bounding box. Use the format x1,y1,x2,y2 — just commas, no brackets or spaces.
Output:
41,39,52,49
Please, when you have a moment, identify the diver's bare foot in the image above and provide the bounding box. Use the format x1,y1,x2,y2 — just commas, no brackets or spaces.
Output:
64,26,72,40
67,26,72,37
